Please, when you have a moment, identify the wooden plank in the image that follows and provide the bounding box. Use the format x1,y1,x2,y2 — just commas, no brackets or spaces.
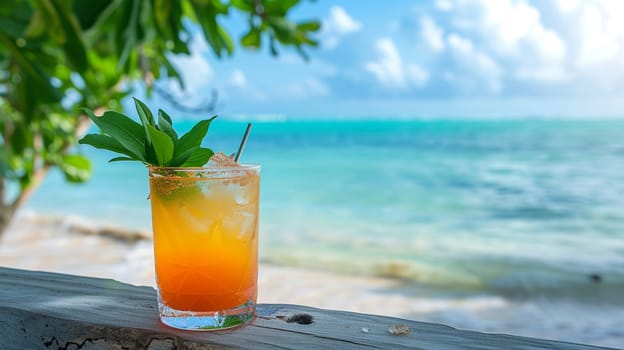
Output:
0,267,614,349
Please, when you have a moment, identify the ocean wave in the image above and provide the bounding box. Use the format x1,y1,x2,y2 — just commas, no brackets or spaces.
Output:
260,250,624,303
223,114,288,122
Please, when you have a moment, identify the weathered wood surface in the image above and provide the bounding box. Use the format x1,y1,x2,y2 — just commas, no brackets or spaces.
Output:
0,267,616,350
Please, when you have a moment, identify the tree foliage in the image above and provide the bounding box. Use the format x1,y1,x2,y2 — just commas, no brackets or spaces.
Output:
0,0,320,235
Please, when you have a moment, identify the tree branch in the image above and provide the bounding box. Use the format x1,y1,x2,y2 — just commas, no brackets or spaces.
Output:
252,0,266,20
9,116,92,213
152,84,219,114
0,178,16,238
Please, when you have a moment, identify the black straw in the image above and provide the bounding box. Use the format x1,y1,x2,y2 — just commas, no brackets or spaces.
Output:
234,123,252,163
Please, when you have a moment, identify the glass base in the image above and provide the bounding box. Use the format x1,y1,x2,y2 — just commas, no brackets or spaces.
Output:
159,300,255,331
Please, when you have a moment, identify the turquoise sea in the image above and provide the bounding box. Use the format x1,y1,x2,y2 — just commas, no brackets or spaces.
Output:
25,118,624,344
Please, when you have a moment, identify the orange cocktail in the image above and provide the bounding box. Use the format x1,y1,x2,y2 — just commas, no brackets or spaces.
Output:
149,164,260,330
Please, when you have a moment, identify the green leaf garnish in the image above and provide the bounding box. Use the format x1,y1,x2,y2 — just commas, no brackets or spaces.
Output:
157,109,178,143
108,156,135,162
133,97,156,143
181,147,214,167
170,116,217,165
146,124,174,165
79,98,216,167
82,109,147,161
79,134,137,159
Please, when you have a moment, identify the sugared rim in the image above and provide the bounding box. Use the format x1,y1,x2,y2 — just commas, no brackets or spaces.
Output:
148,164,260,171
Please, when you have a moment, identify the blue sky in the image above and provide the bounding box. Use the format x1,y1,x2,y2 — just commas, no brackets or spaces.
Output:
157,0,624,118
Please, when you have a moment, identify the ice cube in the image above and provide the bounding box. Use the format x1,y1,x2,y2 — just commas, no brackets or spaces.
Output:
209,152,239,167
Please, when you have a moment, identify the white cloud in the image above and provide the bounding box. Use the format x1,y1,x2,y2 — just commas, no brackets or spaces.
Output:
516,20,567,83
601,1,624,38
406,64,430,87
447,33,502,93
553,0,581,14
461,0,624,88
327,6,362,35
435,0,454,11
229,69,248,89
454,0,566,64
527,26,566,64
447,35,501,81
322,6,362,49
224,69,269,102
280,78,330,99
562,1,624,90
364,38,403,87
365,38,429,89
483,1,540,54
168,35,213,97
576,4,620,66
436,1,567,85
446,33,471,54
420,16,445,52
303,78,330,96
180,54,213,91
514,66,567,83
278,54,338,77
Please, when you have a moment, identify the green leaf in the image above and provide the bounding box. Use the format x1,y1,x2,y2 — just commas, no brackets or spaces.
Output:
0,32,62,103
269,17,296,44
177,116,217,151
162,57,185,89
79,134,136,159
190,2,232,58
218,25,234,55
181,147,214,167
145,142,158,165
300,35,318,47
49,0,89,72
60,154,91,183
117,0,140,70
171,116,216,165
241,28,261,49
295,44,309,61
158,109,178,143
296,21,321,32
24,10,46,37
133,97,155,126
0,16,28,38
72,0,111,30
133,97,155,143
9,124,28,154
264,0,298,16
0,147,13,179
153,0,171,29
269,34,279,56
230,0,253,12
147,124,174,166
108,156,135,162
158,108,172,124
37,0,65,42
169,146,196,167
83,108,146,161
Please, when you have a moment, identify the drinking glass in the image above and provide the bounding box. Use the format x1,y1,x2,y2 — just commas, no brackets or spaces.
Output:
148,165,260,330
